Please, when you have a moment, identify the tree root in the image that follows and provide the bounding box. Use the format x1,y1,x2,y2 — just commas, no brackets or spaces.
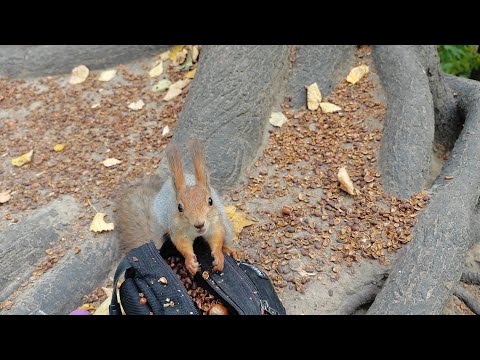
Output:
335,283,384,315
453,284,480,315
461,271,480,286
368,76,480,314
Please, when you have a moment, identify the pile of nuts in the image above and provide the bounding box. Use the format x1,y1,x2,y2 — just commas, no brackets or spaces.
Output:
166,255,229,315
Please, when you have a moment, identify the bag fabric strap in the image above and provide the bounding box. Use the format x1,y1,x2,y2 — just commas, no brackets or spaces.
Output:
109,257,132,315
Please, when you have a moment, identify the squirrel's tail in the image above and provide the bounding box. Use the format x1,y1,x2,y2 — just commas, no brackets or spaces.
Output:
116,175,164,252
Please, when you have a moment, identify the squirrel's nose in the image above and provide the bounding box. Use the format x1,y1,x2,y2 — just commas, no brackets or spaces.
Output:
194,223,205,229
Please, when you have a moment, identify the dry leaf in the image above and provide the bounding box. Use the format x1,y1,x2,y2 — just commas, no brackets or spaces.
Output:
12,149,33,167
149,62,163,77
224,205,254,240
164,87,182,101
0,191,11,204
102,158,122,167
152,79,171,93
163,79,190,101
169,45,188,65
169,45,185,61
78,304,95,311
160,50,170,61
53,144,65,152
93,295,111,315
98,69,117,82
90,212,114,232
162,126,170,136
306,83,322,110
269,112,288,127
192,46,199,62
337,167,358,196
91,103,101,109
180,51,193,70
69,65,90,84
73,246,81,254
185,68,197,79
320,102,342,113
128,99,145,111
346,64,369,84
45,249,53,255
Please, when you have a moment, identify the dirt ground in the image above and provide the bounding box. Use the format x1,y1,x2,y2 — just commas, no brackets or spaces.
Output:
1,45,478,315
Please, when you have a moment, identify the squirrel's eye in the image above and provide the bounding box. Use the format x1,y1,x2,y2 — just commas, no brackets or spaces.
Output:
178,204,184,212
208,197,213,206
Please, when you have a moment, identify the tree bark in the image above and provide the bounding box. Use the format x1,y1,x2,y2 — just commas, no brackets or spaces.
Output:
368,76,480,314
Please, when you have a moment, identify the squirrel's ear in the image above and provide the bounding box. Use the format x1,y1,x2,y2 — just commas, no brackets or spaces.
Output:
166,143,185,192
189,137,208,187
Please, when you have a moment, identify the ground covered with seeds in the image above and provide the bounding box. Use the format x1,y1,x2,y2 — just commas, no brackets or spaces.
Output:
1,45,477,314
229,46,429,295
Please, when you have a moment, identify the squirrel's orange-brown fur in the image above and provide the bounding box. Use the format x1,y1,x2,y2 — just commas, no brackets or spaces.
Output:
116,175,164,252
116,139,239,275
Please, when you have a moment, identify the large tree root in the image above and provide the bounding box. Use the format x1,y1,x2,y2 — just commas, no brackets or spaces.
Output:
372,46,436,199
335,284,384,315
453,284,480,315
288,45,356,108
168,45,290,192
368,76,480,314
461,271,480,286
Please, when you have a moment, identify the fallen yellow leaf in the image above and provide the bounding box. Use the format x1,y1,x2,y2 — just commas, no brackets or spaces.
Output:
337,167,358,196
149,62,163,77
90,212,114,233
160,50,170,61
224,205,254,240
346,64,369,84
128,99,145,111
169,46,185,61
163,79,190,101
98,69,117,82
269,112,288,127
0,192,11,204
102,158,122,167
12,149,33,167
69,65,89,84
169,45,188,65
93,296,111,315
306,83,322,110
78,303,95,311
192,46,199,62
53,144,65,152
320,102,342,113
185,68,197,79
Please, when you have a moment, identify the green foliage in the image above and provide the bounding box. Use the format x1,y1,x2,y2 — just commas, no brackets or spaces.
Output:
437,45,480,78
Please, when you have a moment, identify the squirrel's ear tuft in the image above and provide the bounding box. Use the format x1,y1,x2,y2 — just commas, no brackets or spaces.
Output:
188,137,208,187
166,143,185,192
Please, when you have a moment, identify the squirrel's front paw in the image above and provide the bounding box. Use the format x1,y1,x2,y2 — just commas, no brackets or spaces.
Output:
185,255,199,275
222,245,243,261
212,250,225,273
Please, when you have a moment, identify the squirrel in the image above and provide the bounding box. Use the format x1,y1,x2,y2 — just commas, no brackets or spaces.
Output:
116,138,238,275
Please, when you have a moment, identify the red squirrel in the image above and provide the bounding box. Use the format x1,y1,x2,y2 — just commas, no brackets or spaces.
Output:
116,138,239,274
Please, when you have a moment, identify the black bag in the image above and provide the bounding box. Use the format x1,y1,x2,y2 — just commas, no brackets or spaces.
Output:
109,238,286,315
